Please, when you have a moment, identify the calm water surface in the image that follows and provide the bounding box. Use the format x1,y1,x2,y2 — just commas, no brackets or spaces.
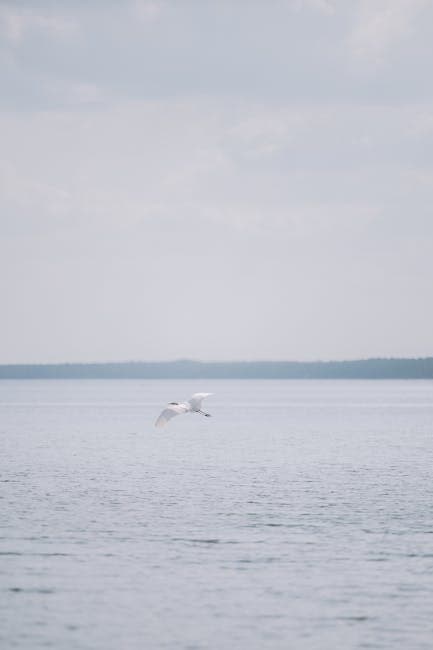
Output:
1,379,433,649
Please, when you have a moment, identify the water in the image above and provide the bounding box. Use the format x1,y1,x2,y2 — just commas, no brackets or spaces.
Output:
1,379,433,649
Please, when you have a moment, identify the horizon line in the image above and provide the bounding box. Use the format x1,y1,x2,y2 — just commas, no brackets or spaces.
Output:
1,356,433,367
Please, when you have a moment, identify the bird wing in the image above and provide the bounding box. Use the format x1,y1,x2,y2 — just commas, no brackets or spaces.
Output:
155,404,188,428
188,393,214,410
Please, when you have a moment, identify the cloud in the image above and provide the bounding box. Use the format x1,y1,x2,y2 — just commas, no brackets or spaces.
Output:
0,0,431,114
290,0,336,15
131,0,165,22
348,0,431,65
1,2,433,361
0,5,77,44
1,98,429,258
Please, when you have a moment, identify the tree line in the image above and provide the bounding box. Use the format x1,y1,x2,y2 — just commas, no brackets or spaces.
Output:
1,358,433,379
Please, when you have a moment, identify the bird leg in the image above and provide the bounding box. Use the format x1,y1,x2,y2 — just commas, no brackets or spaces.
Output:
198,410,211,417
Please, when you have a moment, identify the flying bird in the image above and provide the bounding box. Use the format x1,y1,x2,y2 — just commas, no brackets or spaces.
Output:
155,393,214,428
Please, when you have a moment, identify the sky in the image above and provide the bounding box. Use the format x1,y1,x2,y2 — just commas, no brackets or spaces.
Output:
1,0,433,363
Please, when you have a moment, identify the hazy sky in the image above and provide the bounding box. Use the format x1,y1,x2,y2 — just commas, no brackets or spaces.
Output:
1,0,433,363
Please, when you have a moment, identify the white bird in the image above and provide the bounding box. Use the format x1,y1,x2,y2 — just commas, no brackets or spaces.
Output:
155,393,214,428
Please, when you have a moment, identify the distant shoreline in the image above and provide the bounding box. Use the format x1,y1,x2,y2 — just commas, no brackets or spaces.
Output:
1,358,433,379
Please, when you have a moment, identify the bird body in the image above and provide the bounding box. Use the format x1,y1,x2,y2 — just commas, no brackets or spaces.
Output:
155,393,213,428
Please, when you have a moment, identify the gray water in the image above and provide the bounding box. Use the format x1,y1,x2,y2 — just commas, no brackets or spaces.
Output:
1,379,433,649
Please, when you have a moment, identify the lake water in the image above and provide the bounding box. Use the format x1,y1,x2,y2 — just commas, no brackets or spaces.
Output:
1,379,433,649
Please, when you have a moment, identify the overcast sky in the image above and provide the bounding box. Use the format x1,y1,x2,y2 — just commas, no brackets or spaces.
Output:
1,0,433,363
